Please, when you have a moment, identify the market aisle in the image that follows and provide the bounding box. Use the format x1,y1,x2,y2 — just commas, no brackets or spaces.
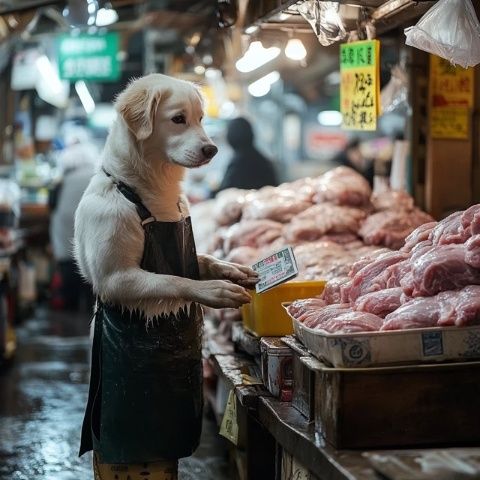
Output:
0,310,229,480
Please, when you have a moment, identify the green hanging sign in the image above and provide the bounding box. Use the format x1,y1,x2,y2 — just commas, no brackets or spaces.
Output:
57,32,120,82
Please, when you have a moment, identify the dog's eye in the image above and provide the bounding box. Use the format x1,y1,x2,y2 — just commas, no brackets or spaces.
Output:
172,114,186,124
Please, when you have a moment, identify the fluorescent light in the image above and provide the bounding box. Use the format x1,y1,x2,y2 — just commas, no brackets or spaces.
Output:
36,55,63,94
248,71,280,97
285,38,307,61
96,6,118,27
245,25,259,34
75,80,95,114
236,41,280,73
318,110,342,126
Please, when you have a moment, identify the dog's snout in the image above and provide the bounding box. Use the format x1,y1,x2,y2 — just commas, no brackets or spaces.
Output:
202,145,218,159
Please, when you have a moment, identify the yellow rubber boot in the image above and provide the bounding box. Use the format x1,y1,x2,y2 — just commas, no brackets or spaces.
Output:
93,453,178,480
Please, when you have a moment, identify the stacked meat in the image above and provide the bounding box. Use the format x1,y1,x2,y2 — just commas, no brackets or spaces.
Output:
210,167,432,282
288,204,480,333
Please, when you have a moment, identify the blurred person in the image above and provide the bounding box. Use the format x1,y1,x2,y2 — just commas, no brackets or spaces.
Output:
216,117,278,193
49,128,97,311
333,137,374,187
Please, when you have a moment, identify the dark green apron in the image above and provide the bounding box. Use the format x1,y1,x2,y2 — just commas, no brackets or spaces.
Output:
79,173,203,464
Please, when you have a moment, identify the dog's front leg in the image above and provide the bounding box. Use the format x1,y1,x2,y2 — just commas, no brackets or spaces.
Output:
197,254,258,288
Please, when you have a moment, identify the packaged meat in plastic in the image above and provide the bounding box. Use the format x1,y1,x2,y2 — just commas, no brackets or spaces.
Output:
404,0,480,69
213,188,250,226
312,166,372,208
354,287,403,318
408,244,480,297
359,208,434,250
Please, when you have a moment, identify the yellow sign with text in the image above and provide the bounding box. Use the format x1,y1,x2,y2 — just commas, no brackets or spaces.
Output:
429,55,474,140
340,40,381,131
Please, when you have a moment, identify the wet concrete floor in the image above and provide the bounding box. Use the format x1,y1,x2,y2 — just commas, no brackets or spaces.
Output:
0,309,230,480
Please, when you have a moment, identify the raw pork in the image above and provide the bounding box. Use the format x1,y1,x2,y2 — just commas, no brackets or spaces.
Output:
372,190,414,212
429,211,469,245
461,204,480,235
312,166,372,208
284,203,366,243
354,288,403,318
385,260,411,288
321,311,384,333
382,294,456,330
347,251,409,302
451,285,480,326
402,222,437,252
465,235,480,269
225,246,260,266
287,298,326,318
407,244,480,297
359,208,434,250
222,220,283,254
320,276,351,304
214,188,249,226
297,303,351,329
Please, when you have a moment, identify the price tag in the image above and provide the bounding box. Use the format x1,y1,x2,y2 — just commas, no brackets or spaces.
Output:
340,40,381,131
219,389,238,445
252,246,298,294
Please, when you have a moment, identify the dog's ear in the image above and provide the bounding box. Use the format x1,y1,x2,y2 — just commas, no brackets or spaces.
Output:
115,85,163,140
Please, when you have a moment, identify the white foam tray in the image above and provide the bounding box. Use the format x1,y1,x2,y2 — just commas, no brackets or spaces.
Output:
287,307,480,368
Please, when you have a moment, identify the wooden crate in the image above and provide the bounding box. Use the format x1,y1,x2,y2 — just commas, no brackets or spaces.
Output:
314,361,480,449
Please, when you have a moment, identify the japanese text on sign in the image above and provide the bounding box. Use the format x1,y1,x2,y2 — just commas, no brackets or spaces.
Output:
340,40,380,131
429,55,474,140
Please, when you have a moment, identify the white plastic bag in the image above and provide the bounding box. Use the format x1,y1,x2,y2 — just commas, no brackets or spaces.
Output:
404,0,480,69
298,0,346,46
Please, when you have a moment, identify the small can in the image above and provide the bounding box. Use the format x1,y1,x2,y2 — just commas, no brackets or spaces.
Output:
260,337,293,401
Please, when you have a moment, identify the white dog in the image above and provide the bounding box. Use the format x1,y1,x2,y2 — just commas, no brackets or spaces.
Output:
74,74,256,319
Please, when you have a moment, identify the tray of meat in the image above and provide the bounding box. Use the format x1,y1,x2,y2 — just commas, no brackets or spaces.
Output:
284,301,480,368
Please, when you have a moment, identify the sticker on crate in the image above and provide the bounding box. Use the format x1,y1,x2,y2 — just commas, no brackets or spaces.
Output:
421,331,444,357
252,246,298,294
333,337,372,366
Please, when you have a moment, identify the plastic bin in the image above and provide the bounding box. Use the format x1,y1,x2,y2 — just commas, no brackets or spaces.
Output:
243,280,325,337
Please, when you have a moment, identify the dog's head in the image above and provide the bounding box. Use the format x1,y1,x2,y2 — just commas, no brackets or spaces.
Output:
115,74,217,168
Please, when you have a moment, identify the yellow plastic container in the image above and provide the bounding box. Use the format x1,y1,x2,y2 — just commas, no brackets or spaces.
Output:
242,280,326,337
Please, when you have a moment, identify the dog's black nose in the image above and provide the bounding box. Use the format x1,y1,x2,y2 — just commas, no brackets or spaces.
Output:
202,145,218,159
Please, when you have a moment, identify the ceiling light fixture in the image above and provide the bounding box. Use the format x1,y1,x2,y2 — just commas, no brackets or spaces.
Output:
236,41,281,73
248,71,280,97
96,4,118,27
285,38,307,61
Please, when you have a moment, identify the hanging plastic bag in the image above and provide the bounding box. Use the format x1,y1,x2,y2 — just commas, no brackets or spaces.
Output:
381,65,410,115
404,0,480,69
298,0,346,46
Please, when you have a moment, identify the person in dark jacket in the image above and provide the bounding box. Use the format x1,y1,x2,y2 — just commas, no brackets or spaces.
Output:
217,117,278,192
333,137,374,187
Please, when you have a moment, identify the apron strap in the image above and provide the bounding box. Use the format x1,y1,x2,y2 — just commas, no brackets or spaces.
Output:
102,168,156,226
